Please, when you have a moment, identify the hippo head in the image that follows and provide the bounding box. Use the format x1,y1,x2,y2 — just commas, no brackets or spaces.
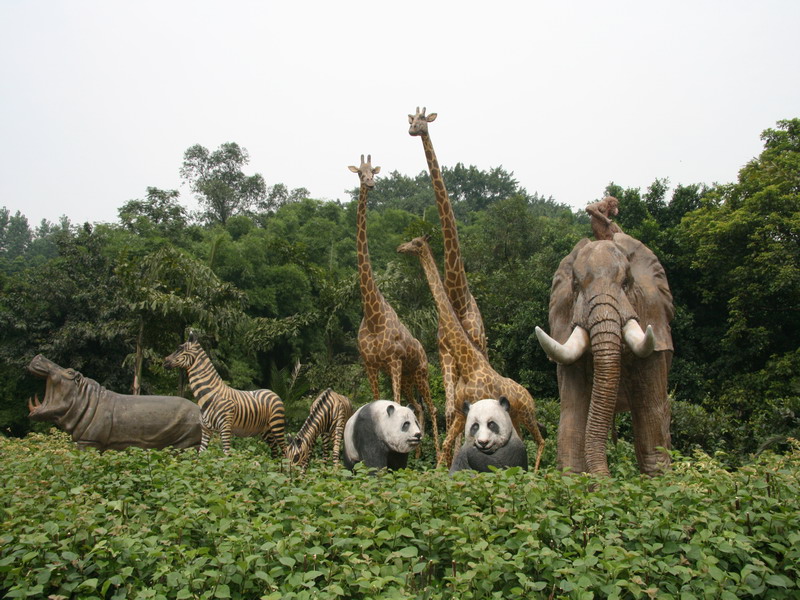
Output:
27,354,83,422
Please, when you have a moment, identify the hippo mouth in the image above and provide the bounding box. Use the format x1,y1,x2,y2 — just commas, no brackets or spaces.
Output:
27,354,54,378
26,354,72,420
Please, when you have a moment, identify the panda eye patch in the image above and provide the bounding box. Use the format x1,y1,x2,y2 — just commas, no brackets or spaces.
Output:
402,422,410,432
470,423,479,436
488,421,500,434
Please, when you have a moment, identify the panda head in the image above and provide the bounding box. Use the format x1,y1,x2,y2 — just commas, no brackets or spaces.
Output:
374,400,422,454
463,397,514,455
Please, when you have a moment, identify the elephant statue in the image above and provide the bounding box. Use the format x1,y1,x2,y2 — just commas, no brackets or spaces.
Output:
535,232,674,476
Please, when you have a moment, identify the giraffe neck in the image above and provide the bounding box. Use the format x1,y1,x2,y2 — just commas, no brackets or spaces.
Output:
186,347,228,409
356,183,386,329
415,243,486,375
420,133,470,314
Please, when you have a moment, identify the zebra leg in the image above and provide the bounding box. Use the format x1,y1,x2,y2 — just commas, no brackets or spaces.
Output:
199,417,213,452
220,420,233,454
332,418,345,467
265,430,284,459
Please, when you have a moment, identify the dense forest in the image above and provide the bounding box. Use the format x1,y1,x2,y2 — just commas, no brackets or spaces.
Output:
1,119,798,465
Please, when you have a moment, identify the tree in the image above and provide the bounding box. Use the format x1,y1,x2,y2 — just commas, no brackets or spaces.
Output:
675,118,800,415
0,209,32,264
116,244,247,395
259,183,310,213
180,143,267,225
118,187,187,236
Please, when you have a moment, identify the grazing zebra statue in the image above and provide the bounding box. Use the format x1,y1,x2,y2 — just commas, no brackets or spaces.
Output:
164,333,286,456
286,388,354,469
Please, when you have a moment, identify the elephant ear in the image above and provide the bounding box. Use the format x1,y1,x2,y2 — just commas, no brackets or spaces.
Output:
613,232,674,352
549,238,590,343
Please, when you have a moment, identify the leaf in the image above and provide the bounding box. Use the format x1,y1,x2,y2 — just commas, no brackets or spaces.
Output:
396,546,418,558
279,556,296,568
765,574,793,588
214,583,231,598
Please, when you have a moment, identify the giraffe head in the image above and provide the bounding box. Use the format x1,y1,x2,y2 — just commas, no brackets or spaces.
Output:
396,234,431,257
348,154,381,189
408,106,437,137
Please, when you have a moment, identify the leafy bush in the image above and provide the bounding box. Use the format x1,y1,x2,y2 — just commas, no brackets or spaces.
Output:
2,432,798,599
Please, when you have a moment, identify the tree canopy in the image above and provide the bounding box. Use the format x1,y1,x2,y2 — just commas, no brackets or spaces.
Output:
2,121,798,462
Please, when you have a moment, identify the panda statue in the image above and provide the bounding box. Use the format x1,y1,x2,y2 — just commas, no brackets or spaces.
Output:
343,400,423,471
449,397,528,474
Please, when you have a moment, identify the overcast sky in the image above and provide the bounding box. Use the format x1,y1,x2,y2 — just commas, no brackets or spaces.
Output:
2,1,798,227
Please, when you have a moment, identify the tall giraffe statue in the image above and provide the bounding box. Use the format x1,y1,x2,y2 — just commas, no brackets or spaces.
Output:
398,235,544,470
409,106,488,444
350,155,440,458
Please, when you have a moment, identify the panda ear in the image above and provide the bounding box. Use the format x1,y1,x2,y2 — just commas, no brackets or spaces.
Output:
386,404,395,418
462,400,471,414
498,396,511,412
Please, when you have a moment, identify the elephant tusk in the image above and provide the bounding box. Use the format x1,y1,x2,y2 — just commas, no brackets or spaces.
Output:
535,326,589,365
623,320,656,357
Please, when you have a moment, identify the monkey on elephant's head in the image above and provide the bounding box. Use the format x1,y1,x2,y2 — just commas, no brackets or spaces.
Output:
586,196,623,241
536,232,674,477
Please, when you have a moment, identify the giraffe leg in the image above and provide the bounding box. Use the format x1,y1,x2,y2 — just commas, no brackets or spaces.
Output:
415,368,440,460
440,351,462,450
365,364,381,400
520,410,546,472
402,375,424,458
438,410,466,469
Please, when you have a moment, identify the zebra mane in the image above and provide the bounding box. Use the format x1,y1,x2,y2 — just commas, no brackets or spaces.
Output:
292,388,334,446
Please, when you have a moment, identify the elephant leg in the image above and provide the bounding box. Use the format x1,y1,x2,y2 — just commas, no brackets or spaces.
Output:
556,362,591,473
626,354,672,475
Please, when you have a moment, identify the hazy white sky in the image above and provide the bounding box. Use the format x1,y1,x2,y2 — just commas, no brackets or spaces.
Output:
2,1,798,226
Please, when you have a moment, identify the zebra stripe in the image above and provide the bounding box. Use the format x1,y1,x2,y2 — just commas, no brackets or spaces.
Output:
286,388,353,469
164,336,286,456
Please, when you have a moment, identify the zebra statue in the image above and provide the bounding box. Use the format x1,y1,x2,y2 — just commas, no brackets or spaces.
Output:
164,333,286,456
286,388,354,469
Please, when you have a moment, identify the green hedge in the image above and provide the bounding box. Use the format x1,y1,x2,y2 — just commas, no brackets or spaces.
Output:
1,431,798,599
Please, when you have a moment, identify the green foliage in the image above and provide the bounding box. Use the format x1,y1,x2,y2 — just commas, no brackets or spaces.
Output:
2,432,800,599
2,121,799,465
181,143,267,225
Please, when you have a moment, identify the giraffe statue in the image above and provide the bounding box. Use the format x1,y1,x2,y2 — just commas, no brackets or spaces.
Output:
349,155,440,458
398,235,544,470
409,106,488,446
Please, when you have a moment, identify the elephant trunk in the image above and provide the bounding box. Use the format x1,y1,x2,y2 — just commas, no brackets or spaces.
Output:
584,293,622,476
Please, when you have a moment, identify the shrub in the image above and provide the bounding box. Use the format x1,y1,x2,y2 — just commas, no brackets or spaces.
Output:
2,431,799,599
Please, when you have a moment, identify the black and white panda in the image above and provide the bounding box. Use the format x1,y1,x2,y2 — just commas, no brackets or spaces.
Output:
449,397,528,474
343,400,422,471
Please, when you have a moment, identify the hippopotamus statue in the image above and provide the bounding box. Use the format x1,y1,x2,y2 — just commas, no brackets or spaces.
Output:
27,354,201,450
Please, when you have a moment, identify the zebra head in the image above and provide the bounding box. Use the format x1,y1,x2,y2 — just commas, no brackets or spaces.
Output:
164,332,203,371
284,435,310,468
